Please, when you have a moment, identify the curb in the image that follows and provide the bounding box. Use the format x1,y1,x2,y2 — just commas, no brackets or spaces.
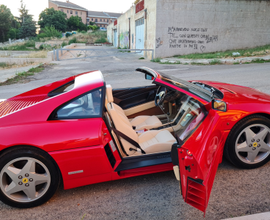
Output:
222,212,270,220
160,56,270,65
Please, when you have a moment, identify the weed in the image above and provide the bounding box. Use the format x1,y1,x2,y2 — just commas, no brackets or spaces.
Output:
173,44,270,59
28,65,44,73
61,42,68,47
191,62,206,65
18,50,48,58
139,57,145,60
68,37,77,45
250,59,270,63
151,57,161,62
94,37,107,43
209,59,222,65
0,62,8,68
0,64,45,86
233,62,240,65
0,41,38,51
160,61,181,64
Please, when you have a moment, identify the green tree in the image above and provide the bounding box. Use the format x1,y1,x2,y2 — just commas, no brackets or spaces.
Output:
19,17,36,38
38,8,67,32
0,5,13,42
67,16,86,31
38,26,62,39
8,28,20,39
18,0,32,24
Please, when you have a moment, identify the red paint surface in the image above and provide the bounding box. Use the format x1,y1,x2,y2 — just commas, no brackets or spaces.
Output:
136,0,144,13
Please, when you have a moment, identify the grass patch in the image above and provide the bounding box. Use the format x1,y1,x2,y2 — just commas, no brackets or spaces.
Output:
28,65,45,73
19,50,48,58
243,59,270,64
94,37,107,43
209,59,222,65
160,61,181,64
0,62,12,68
68,37,77,45
139,57,145,60
173,44,270,59
0,64,45,86
190,62,206,65
151,57,161,62
0,40,38,51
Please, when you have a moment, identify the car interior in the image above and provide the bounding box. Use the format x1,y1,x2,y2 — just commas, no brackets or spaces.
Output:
104,83,206,158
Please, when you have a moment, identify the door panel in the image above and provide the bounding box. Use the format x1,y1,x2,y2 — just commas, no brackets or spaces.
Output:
135,17,145,55
171,112,229,214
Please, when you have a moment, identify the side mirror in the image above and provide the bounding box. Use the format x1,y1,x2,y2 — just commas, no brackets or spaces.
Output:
145,74,153,80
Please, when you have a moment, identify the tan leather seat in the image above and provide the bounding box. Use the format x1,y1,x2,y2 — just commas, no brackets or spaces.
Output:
106,85,162,130
106,86,176,156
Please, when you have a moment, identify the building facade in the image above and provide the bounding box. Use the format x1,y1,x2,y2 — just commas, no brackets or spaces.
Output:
49,1,88,24
107,0,270,59
87,11,122,28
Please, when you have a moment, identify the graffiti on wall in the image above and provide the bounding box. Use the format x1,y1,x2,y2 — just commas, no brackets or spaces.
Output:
156,38,163,48
120,31,129,48
157,27,218,52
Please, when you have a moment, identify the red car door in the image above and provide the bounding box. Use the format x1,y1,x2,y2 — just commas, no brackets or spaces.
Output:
171,116,228,215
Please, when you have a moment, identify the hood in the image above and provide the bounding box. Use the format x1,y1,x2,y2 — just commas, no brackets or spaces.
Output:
197,80,270,104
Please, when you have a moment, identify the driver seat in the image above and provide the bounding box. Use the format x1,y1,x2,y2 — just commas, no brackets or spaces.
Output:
106,85,162,130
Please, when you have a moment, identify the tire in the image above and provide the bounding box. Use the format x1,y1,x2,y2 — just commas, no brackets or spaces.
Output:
224,115,270,169
0,147,60,208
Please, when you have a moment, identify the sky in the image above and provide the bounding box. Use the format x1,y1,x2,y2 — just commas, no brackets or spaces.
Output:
1,0,135,21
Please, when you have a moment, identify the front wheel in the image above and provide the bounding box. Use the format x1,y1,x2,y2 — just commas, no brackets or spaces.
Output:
0,147,60,208
224,115,270,169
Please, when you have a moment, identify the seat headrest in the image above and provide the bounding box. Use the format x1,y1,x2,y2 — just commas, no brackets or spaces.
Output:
106,85,114,103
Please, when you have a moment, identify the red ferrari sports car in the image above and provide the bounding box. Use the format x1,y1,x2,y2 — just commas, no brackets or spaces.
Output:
0,67,270,214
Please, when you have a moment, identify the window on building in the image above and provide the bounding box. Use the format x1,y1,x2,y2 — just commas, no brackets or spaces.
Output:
67,10,69,13
70,10,73,14
76,11,78,15
81,12,82,15
95,19,97,22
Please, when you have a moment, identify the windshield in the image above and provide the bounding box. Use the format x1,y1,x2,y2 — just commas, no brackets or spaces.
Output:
159,73,213,102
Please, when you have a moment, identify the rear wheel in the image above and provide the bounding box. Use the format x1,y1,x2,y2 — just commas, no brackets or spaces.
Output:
0,147,60,208
224,115,270,169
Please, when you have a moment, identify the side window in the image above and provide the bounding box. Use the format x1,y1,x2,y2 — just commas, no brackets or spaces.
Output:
55,88,103,119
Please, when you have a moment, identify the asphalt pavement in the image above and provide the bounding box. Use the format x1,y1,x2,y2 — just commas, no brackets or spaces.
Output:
0,52,270,220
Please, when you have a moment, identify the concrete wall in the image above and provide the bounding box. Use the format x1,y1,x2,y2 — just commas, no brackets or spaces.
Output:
107,0,157,59
155,0,270,58
107,23,114,44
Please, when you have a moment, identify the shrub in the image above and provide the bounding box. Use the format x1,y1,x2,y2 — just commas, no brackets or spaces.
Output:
68,37,77,45
37,33,48,39
95,37,107,43
38,26,62,39
66,32,73,38
61,41,68,47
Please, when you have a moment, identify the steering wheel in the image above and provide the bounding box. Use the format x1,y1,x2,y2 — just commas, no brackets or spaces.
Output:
155,86,167,106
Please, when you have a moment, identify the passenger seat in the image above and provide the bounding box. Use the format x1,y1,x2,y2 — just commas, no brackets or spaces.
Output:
106,85,176,156
106,85,162,130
